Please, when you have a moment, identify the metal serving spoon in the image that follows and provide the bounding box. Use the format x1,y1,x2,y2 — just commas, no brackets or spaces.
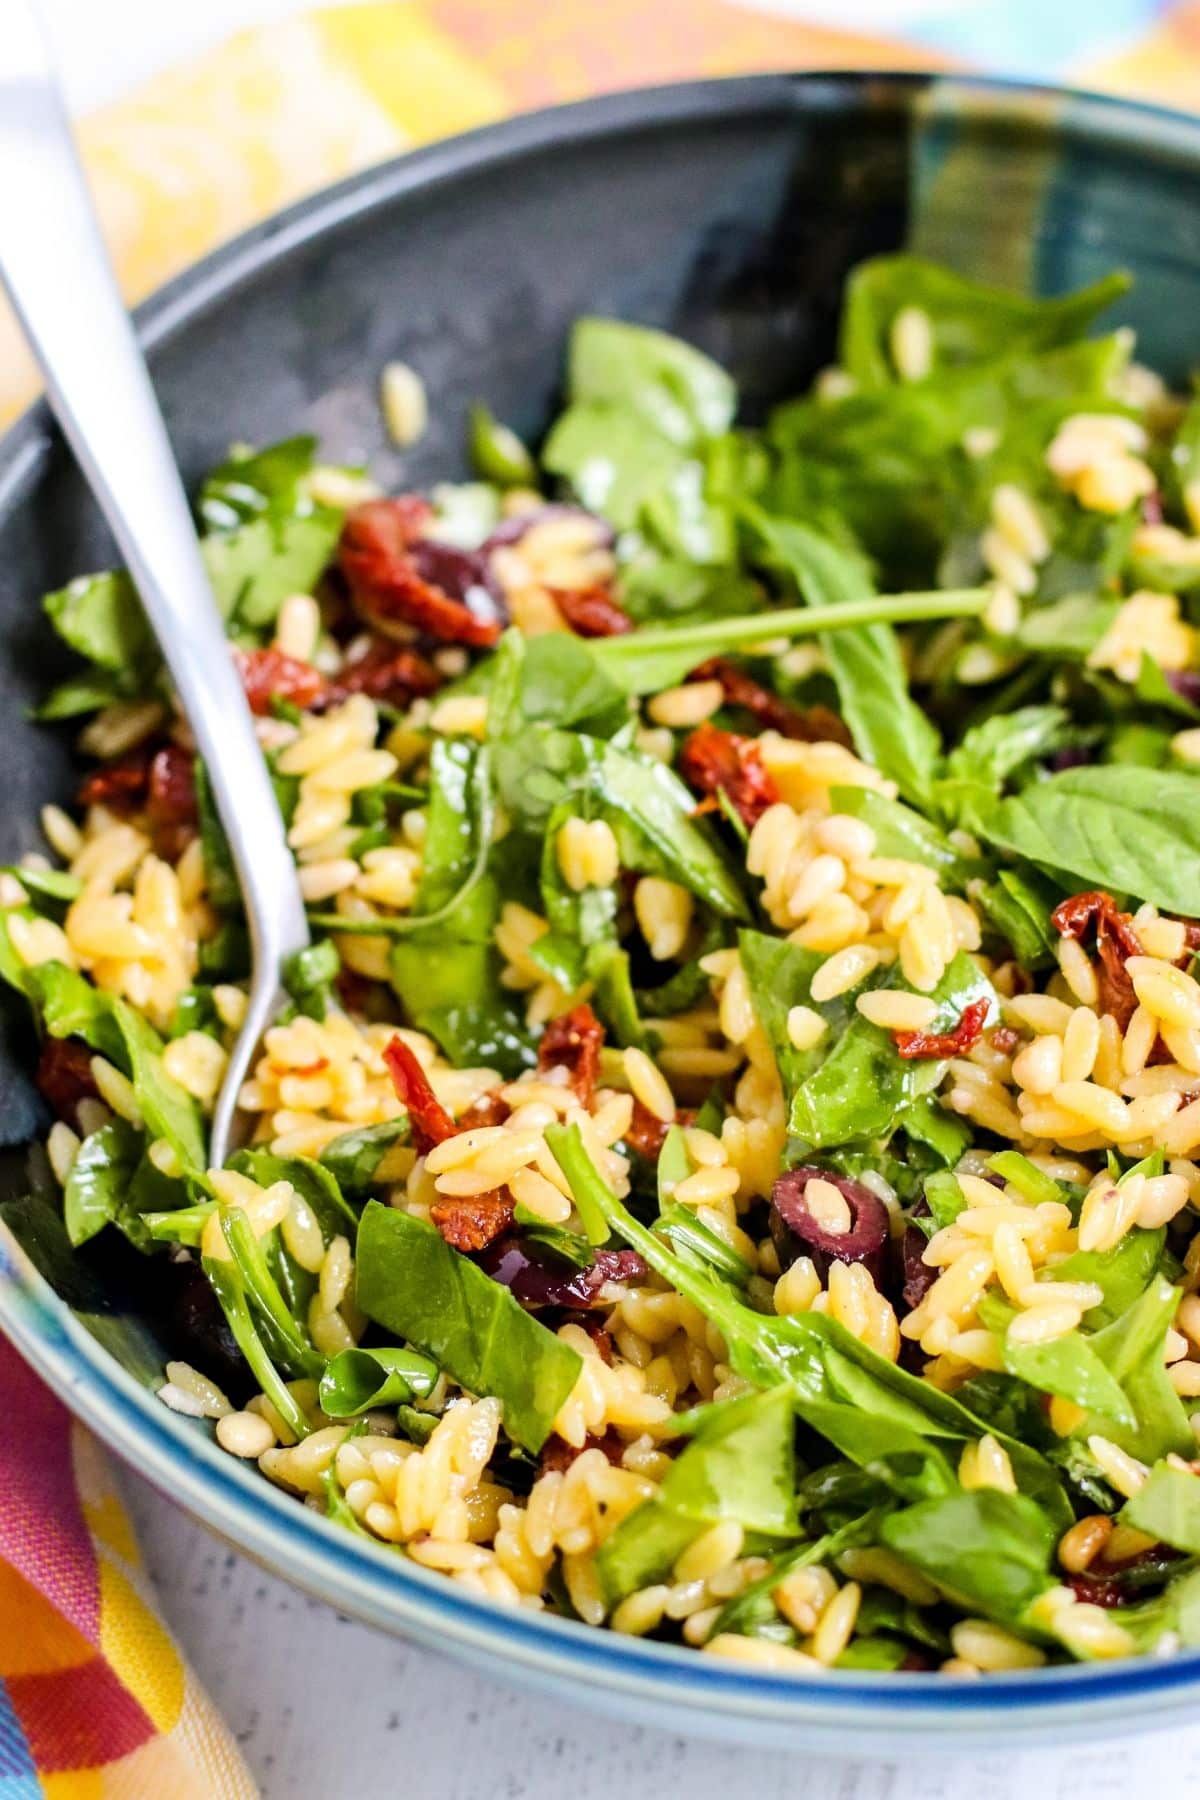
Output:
0,2,310,1166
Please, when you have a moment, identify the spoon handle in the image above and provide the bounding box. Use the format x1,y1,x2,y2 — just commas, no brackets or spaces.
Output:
0,4,310,1163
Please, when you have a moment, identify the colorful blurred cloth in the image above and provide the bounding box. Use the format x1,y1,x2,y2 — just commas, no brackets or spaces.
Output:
0,1336,255,1796
4,0,1200,1790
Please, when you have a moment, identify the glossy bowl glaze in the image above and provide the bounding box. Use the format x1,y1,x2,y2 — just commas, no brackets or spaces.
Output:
5,72,1200,1748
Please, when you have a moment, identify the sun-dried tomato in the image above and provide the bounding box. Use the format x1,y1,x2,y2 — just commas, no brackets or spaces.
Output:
77,747,153,813
457,1089,511,1130
35,1037,98,1126
893,998,991,1061
551,586,633,638
430,1187,515,1254
234,647,326,716
679,720,779,830
1051,891,1143,1029
145,744,198,860
690,658,852,747
320,639,442,709
623,1098,697,1161
538,1428,624,1475
989,1025,1020,1056
382,1034,458,1154
537,1002,605,1107
339,497,504,647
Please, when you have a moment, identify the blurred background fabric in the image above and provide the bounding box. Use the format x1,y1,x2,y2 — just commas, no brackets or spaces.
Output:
5,0,1197,425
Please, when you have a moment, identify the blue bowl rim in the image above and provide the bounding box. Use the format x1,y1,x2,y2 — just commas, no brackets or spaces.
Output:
4,67,1200,1736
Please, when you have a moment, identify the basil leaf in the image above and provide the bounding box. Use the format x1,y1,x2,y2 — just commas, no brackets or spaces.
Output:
974,765,1200,914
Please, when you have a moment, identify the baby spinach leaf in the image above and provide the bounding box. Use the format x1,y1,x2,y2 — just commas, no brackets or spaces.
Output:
838,256,1129,390
36,669,135,721
744,508,941,808
19,961,206,1169
230,1148,357,1247
354,1202,581,1453
974,765,1200,915
1088,1276,1193,1464
1123,1463,1200,1556
709,1516,880,1643
977,1293,1135,1427
318,1347,440,1419
1014,591,1120,659
282,940,340,1021
43,571,157,681
546,1124,1071,1528
565,318,737,445
935,705,1072,832
974,866,1060,969
828,786,983,887
319,1120,410,1195
788,953,996,1149
880,1488,1057,1627
64,1119,144,1249
199,434,321,529
1041,1227,1164,1329
736,929,845,1106
218,1206,322,1377
596,1386,800,1603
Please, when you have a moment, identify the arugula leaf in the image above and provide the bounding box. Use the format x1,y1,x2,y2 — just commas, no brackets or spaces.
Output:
838,256,1130,390
354,1202,581,1453
935,705,1072,831
744,509,941,808
596,1386,799,1603
318,1347,439,1419
203,1253,310,1440
973,765,1200,914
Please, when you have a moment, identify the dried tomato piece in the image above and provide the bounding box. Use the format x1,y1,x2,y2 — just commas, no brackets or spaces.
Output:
1051,891,1143,1029
552,586,633,638
339,497,504,647
538,1428,624,1475
690,658,852,747
893,998,991,1061
623,1098,696,1161
320,640,442,709
35,1037,98,1126
679,721,779,830
234,647,326,716
145,744,198,860
382,1034,457,1154
77,747,152,813
537,1002,605,1107
457,1089,511,1130
989,1025,1020,1055
430,1188,515,1254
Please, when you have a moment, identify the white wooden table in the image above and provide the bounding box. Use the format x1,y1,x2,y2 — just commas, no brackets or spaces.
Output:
120,1470,1188,1799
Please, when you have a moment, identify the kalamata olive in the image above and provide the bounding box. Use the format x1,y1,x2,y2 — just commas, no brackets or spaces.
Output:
482,503,615,553
478,1236,646,1309
1168,669,1200,708
410,537,507,625
901,1222,938,1311
769,1167,889,1285
163,1257,251,1399
1047,745,1094,772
